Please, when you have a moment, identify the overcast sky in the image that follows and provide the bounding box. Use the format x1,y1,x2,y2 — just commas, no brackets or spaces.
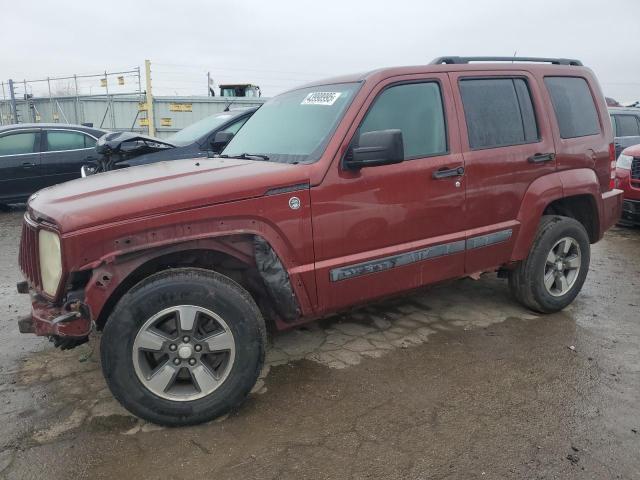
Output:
1,0,639,101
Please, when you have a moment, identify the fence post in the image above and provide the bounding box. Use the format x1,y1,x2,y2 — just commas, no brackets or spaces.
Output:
144,59,156,136
8,79,18,124
24,80,33,122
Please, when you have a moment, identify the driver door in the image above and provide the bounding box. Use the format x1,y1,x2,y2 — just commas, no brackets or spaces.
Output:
311,74,467,312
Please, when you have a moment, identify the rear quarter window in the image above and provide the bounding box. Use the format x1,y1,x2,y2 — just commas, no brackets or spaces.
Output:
544,77,600,139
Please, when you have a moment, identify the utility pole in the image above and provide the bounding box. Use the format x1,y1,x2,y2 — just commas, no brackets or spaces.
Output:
8,79,18,124
47,77,56,122
144,59,156,136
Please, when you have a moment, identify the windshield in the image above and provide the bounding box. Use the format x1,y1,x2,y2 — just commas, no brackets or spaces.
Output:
167,112,240,146
222,82,359,163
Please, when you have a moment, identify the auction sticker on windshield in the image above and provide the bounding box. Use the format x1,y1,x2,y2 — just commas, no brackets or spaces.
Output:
301,92,342,106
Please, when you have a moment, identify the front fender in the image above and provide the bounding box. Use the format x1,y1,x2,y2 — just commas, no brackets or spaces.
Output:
63,191,316,324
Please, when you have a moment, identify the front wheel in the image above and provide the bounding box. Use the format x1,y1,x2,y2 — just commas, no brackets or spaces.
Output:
508,215,590,313
101,268,266,426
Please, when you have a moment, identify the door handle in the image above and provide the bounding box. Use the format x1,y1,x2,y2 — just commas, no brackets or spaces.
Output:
528,153,555,164
22,162,36,169
433,166,464,179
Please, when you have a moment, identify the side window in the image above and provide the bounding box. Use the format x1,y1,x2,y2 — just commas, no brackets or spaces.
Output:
84,135,97,148
0,132,39,156
46,131,94,152
615,115,640,137
544,77,600,139
459,78,539,149
359,82,447,159
220,117,249,135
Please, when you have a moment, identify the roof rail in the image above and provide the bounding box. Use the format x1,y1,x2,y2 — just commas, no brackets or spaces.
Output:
430,56,583,66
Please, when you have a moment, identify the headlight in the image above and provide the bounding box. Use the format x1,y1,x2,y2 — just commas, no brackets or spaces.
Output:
38,229,62,296
616,153,633,170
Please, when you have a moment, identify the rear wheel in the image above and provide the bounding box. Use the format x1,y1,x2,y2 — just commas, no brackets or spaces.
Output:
101,268,265,426
508,215,590,313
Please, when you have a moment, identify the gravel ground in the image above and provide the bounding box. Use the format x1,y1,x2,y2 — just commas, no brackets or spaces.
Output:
0,205,638,479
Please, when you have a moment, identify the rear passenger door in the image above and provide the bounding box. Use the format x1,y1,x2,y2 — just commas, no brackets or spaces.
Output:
449,71,556,273
612,114,640,157
0,129,42,202
40,129,98,188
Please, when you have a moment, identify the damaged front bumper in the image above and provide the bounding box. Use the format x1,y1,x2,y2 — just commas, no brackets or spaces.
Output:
17,281,92,349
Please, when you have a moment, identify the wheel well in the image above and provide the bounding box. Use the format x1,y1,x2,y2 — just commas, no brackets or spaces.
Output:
95,248,272,331
543,194,599,242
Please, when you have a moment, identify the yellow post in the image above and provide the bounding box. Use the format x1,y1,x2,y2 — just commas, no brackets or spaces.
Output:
144,59,156,137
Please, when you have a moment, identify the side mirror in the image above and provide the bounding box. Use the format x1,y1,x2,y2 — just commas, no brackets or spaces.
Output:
344,129,404,170
210,131,234,152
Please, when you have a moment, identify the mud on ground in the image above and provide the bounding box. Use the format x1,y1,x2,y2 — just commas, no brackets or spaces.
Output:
0,207,639,479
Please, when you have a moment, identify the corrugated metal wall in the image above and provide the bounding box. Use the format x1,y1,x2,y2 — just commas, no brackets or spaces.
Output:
0,95,266,138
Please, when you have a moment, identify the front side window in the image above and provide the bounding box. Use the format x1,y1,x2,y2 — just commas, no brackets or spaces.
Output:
359,82,447,159
223,82,359,164
0,132,39,156
614,115,640,137
220,116,249,135
544,76,600,139
459,78,539,149
46,131,94,152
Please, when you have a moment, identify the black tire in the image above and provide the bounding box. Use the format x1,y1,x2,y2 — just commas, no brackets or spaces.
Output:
508,215,590,313
100,267,266,426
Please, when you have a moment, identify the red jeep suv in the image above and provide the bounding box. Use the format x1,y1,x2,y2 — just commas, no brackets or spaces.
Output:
17,56,623,425
615,144,640,226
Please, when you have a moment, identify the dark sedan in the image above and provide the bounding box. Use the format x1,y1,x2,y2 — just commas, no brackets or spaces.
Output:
0,123,107,206
84,107,257,175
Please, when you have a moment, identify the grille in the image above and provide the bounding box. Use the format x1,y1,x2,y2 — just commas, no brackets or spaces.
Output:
631,157,640,181
18,215,41,290
623,199,640,214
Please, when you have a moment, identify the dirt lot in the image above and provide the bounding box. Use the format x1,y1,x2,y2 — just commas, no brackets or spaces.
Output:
0,206,638,479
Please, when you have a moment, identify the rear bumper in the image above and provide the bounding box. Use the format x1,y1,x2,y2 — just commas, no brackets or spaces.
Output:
600,189,624,236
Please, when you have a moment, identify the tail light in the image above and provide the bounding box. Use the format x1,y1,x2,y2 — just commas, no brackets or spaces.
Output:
608,142,616,190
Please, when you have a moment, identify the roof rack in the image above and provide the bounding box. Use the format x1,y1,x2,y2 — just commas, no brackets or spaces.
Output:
430,56,583,66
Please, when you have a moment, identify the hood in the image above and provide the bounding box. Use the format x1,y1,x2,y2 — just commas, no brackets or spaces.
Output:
622,144,640,157
29,158,310,233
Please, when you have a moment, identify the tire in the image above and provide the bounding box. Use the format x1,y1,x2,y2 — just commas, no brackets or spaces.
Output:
100,267,266,426
508,215,590,313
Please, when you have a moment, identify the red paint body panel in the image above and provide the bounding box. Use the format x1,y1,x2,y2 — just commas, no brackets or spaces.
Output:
17,61,623,339
616,168,640,201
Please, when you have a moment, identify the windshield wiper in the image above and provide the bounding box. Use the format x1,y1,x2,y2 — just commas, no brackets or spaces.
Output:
219,153,270,161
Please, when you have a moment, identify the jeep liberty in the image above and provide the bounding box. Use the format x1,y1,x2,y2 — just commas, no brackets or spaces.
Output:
17,56,623,426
